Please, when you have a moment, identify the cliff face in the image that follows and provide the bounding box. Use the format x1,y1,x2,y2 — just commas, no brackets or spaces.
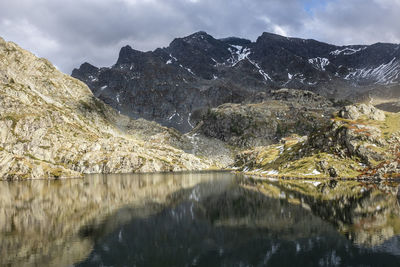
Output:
0,37,214,180
196,89,336,147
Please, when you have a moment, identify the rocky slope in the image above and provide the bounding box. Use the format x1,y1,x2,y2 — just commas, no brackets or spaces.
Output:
0,37,222,180
235,104,400,178
195,89,336,147
72,31,400,132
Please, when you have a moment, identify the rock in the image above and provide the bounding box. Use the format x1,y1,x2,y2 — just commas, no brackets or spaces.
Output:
339,104,386,121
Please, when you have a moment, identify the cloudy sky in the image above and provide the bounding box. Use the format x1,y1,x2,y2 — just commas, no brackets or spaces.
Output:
1,0,399,73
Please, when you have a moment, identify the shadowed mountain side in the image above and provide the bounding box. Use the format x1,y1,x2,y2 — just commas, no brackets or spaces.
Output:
73,31,400,132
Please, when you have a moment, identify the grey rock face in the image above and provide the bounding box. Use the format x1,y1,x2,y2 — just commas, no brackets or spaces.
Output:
72,31,400,132
196,89,336,147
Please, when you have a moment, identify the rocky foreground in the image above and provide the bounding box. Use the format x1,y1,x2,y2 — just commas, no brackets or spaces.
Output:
0,37,228,180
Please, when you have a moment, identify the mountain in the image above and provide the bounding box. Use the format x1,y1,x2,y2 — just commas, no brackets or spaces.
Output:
72,31,400,132
0,37,218,180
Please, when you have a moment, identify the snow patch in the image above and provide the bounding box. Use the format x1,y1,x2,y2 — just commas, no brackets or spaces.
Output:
308,57,330,71
187,113,194,128
166,54,178,64
168,112,177,120
228,45,251,66
345,57,400,85
330,47,367,56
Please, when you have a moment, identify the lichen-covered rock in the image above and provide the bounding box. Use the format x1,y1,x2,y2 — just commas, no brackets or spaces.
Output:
339,103,386,121
0,37,216,180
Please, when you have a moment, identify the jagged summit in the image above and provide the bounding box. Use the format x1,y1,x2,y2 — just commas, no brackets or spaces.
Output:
72,31,400,132
116,44,147,65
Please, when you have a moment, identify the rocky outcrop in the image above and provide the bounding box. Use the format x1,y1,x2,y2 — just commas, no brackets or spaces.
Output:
72,31,400,132
339,103,386,121
196,89,336,147
0,37,218,180
235,104,400,178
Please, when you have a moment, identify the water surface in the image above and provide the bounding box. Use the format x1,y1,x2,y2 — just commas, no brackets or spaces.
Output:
1,172,400,266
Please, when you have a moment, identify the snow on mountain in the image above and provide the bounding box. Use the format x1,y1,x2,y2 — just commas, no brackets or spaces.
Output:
345,57,400,85
330,47,367,56
308,57,330,71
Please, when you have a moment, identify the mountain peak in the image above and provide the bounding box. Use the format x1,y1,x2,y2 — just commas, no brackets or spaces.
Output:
180,31,215,44
116,44,144,65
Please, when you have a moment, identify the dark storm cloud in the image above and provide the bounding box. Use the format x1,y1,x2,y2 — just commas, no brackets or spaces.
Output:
0,0,399,73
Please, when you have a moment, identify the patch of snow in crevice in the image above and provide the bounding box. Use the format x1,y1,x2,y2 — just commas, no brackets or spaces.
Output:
288,73,293,79
168,111,177,120
247,58,273,81
345,57,400,85
228,45,251,66
100,85,108,91
166,54,178,64
330,47,367,56
179,64,195,75
308,57,330,71
187,113,194,128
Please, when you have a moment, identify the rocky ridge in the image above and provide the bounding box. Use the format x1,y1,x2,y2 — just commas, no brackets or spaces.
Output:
0,37,222,180
195,89,336,147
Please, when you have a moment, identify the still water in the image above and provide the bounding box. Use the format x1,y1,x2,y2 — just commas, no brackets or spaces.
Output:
1,172,400,266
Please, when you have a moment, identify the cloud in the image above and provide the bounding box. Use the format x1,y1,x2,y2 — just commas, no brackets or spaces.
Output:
0,0,399,73
299,0,400,45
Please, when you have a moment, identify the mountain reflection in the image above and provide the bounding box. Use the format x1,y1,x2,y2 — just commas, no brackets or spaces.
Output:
1,173,400,267
0,172,230,267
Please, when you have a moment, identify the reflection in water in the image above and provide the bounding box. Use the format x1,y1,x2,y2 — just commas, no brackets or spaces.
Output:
1,172,400,266
0,172,231,267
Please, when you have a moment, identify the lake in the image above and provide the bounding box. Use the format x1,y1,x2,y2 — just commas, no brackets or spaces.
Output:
1,172,400,266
